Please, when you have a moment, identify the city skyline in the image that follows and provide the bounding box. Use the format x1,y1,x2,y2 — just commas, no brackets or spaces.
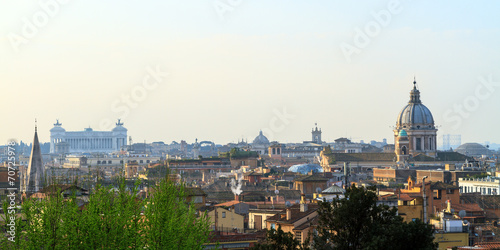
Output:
2,1,500,145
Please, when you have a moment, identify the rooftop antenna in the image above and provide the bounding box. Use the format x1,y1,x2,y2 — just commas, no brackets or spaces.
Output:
35,118,37,132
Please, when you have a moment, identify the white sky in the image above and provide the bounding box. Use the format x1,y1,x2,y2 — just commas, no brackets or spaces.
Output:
1,1,500,146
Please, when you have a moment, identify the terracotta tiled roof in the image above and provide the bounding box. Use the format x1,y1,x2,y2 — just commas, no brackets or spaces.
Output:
266,204,319,225
414,181,458,190
333,153,396,162
451,203,484,213
215,200,245,207
461,193,500,210
294,175,328,182
244,171,262,176
431,182,459,190
293,217,318,231
473,242,500,249
398,193,415,202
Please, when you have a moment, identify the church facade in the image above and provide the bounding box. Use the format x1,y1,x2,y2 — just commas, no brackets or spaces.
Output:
394,80,438,163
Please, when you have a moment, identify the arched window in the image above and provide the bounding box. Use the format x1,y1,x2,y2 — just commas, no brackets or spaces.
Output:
401,146,407,155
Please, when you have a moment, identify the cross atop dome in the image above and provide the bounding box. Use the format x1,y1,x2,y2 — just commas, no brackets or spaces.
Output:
409,78,421,104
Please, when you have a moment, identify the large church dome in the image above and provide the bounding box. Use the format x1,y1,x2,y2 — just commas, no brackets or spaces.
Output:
393,80,438,160
396,80,435,129
252,130,270,145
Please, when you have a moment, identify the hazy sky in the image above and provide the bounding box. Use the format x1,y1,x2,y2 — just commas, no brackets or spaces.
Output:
1,1,500,146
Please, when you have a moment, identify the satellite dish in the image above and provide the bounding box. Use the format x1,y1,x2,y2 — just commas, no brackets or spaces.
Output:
285,201,291,207
275,190,279,195
459,210,466,218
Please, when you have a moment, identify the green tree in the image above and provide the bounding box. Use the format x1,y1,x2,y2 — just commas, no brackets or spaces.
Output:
143,177,212,249
312,185,437,250
0,176,212,249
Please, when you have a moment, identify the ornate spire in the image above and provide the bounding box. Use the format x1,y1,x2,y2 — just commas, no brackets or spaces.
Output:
25,125,44,193
409,78,421,104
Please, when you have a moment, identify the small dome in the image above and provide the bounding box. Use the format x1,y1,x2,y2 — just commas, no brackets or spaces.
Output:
455,143,492,157
252,130,269,145
113,119,127,132
322,185,345,194
50,120,65,132
112,126,127,132
399,130,408,137
50,126,65,132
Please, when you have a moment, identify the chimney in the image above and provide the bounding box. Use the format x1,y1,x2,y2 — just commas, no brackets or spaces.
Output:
235,194,239,202
300,193,308,212
300,203,308,212
286,208,292,220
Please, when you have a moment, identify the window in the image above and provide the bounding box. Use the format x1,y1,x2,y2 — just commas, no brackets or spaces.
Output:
222,212,226,218
433,190,440,200
416,138,422,151
140,160,143,163
97,160,101,164
193,196,203,203
271,223,275,229
296,232,302,242
120,160,123,164
108,160,112,164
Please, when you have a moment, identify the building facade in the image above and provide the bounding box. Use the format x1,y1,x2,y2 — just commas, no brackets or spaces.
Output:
50,120,127,153
459,177,500,195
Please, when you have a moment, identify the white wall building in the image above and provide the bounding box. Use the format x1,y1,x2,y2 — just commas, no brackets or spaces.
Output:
459,177,500,195
50,120,127,153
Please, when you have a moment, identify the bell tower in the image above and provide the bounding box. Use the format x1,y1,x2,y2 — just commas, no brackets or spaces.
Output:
311,123,322,144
